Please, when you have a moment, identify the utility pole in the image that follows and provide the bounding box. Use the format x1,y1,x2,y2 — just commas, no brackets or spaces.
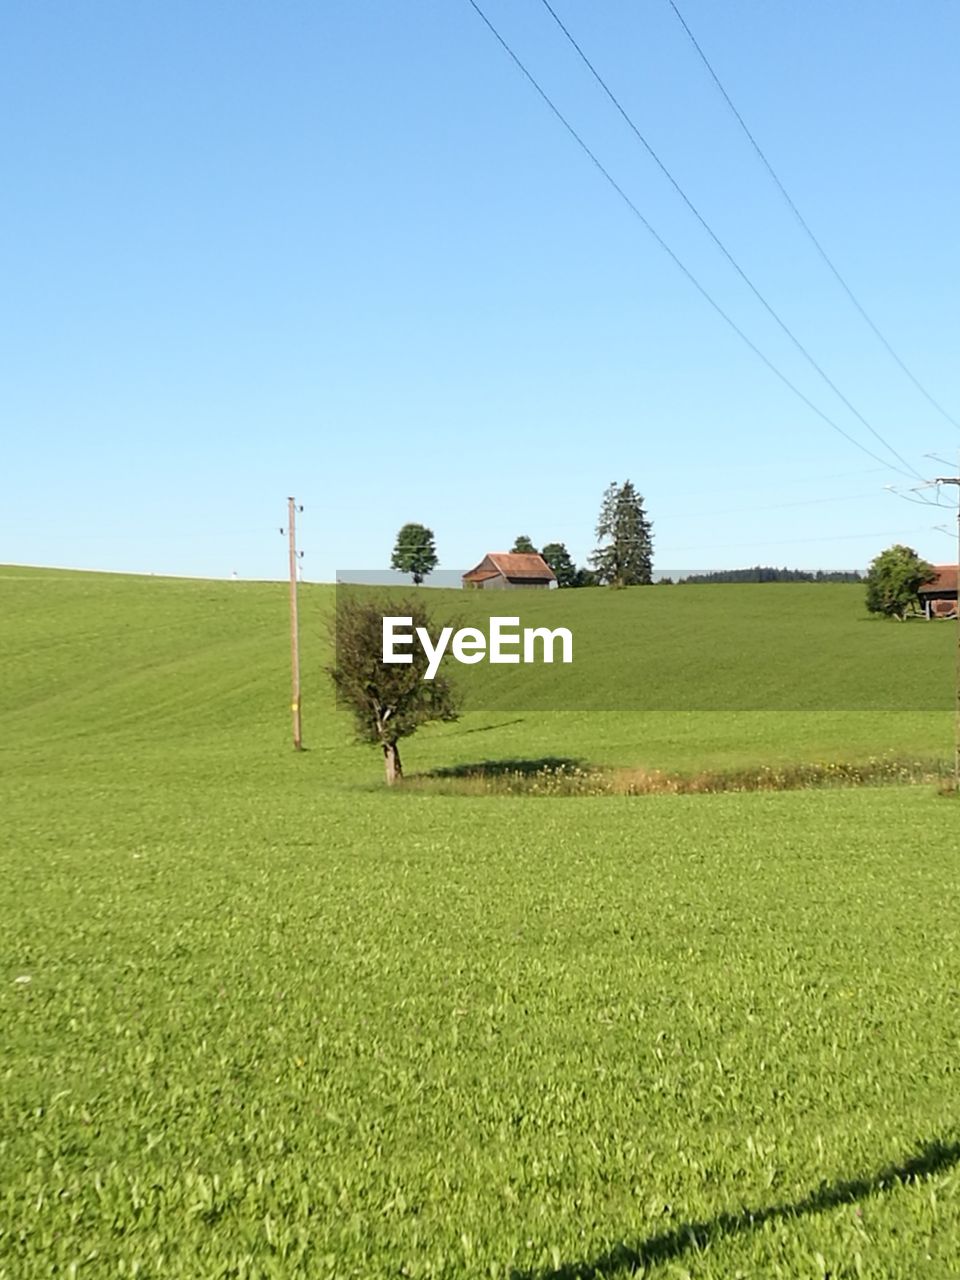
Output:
283,497,304,751
935,466,960,789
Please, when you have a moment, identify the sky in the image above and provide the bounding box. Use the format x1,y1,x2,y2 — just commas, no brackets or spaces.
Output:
2,0,958,581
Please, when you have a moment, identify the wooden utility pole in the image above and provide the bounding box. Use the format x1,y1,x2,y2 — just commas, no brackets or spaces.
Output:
935,468,960,789
286,497,304,751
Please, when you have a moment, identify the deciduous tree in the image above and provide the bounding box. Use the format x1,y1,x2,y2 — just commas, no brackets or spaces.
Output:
328,594,460,784
865,544,935,620
390,523,438,585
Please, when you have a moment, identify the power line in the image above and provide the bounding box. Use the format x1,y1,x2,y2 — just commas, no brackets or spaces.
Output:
661,525,937,553
667,0,960,434
464,0,921,482
887,489,947,509
883,461,954,509
535,0,923,482
674,464,892,499
657,488,906,522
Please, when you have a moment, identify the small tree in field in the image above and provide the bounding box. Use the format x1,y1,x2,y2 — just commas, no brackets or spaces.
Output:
865,544,936,620
391,523,438,585
328,594,459,784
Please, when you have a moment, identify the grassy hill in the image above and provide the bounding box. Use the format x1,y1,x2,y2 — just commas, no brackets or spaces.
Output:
2,567,959,1278
0,566,951,779
357,579,955,713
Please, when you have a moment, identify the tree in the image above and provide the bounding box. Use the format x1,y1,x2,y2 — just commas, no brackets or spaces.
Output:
511,535,538,554
328,594,460,784
865,544,935,620
590,480,654,587
573,566,598,588
541,541,578,588
391,523,438,585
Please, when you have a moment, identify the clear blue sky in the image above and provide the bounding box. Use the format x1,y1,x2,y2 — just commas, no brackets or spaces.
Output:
2,0,958,580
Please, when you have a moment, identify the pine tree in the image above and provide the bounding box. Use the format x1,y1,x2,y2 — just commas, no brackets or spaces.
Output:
511,535,537,554
590,481,654,587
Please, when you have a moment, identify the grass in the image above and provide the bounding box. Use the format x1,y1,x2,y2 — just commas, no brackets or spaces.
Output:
2,566,960,1278
404,755,951,796
337,579,955,712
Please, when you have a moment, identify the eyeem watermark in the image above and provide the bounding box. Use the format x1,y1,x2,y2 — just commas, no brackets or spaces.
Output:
383,615,573,680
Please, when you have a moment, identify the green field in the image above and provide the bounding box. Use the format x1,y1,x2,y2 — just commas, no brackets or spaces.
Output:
2,566,959,1278
337,578,955,713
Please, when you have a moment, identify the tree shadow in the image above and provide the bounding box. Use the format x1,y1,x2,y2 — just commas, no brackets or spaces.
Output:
509,1138,960,1279
423,756,583,779
457,718,527,736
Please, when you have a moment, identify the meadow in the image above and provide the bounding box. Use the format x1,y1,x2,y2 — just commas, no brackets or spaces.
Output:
2,566,959,1278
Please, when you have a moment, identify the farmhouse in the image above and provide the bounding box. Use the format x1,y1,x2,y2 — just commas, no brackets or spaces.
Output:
462,552,556,589
919,565,958,619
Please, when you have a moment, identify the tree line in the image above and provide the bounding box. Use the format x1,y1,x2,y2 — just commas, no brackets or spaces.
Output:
390,480,654,587
678,568,863,584
391,483,880,588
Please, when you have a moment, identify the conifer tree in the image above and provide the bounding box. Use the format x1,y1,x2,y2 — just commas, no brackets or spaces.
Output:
591,481,654,587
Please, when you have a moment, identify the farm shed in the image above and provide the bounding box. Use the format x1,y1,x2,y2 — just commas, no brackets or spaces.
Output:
919,565,958,619
462,552,556,589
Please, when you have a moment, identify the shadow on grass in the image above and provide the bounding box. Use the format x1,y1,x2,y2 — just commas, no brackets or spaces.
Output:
457,718,527,736
509,1138,960,1280
421,756,583,779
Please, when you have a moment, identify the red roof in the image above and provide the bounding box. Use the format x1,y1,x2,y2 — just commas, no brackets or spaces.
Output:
487,552,555,580
462,552,556,582
919,565,958,594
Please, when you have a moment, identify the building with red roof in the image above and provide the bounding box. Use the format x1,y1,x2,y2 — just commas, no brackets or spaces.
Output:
462,552,556,590
918,564,958,619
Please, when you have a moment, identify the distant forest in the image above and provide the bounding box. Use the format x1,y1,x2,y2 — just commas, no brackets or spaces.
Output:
672,567,863,584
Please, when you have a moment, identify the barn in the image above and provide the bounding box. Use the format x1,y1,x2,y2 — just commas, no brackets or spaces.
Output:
462,552,556,589
919,565,958,619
